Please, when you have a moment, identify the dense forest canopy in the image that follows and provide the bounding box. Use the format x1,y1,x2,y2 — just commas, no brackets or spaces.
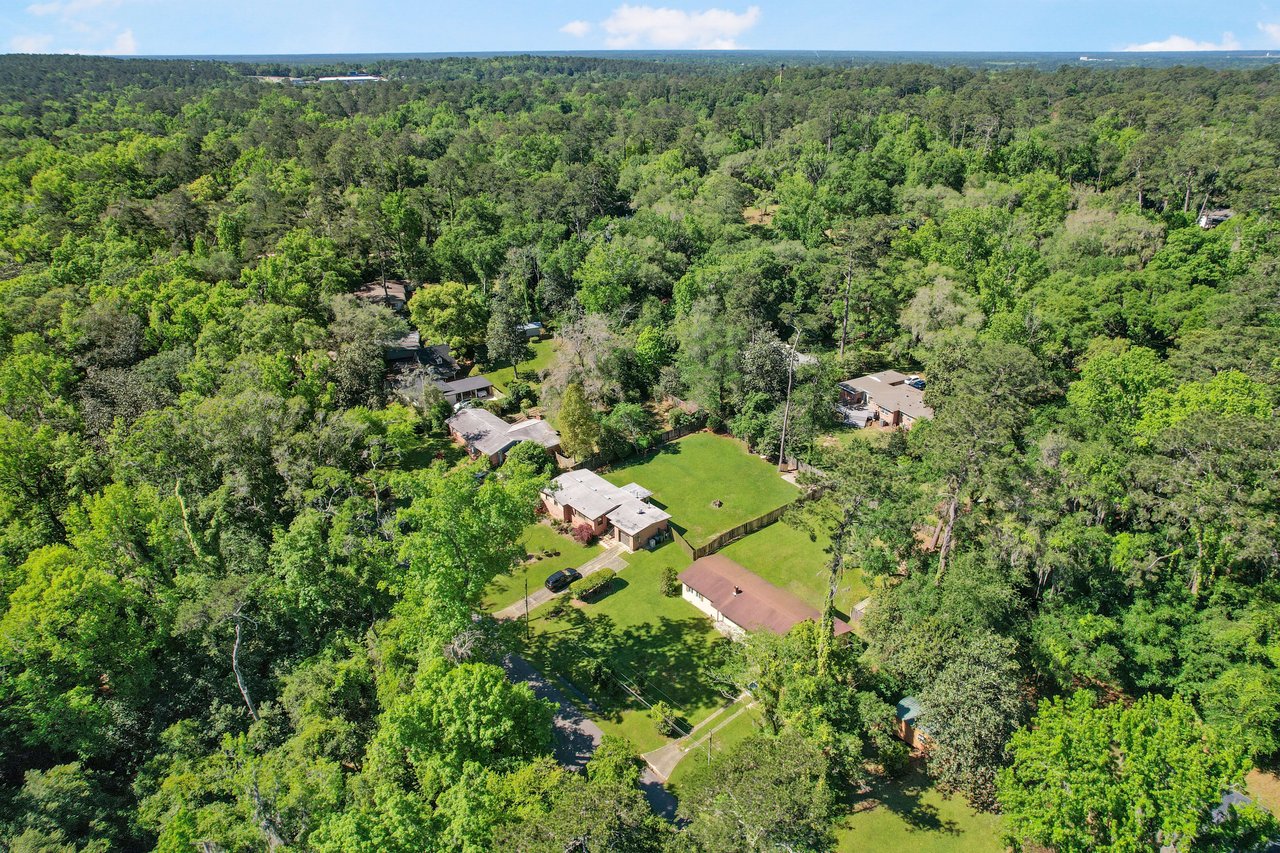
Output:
0,52,1278,851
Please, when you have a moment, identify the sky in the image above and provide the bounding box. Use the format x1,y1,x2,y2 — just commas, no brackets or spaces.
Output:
5,0,1280,57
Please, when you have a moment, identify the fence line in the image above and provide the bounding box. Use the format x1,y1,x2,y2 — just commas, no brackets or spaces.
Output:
684,502,793,561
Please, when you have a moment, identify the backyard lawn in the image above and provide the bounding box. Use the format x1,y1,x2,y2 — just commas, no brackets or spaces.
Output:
521,541,730,753
602,433,800,548
835,766,1003,853
477,338,558,394
719,520,870,616
482,522,603,611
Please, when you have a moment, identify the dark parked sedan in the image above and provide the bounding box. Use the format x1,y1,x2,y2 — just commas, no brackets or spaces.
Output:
544,568,581,593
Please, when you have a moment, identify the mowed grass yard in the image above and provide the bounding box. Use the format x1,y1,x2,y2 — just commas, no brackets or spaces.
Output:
477,338,558,394
603,433,800,548
482,522,603,611
719,520,870,616
521,542,732,754
835,766,1003,853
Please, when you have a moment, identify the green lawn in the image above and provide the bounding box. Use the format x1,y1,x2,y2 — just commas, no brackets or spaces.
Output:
719,520,869,617
835,767,1004,853
483,523,604,611
478,338,558,394
602,433,800,548
521,541,730,753
666,702,764,794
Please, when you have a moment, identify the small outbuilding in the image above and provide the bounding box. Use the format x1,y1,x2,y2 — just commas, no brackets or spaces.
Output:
895,696,933,750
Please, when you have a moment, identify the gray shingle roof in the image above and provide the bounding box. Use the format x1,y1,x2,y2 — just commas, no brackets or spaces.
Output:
447,409,559,458
544,470,670,532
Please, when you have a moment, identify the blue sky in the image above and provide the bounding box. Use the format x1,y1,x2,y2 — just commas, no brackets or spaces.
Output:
4,0,1280,56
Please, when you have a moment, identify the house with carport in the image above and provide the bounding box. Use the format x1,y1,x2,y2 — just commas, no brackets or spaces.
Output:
542,469,671,552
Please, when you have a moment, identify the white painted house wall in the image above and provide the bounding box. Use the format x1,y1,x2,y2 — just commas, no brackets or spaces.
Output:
681,584,745,638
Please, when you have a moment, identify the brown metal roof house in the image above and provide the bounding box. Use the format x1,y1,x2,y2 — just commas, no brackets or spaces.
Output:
679,554,853,638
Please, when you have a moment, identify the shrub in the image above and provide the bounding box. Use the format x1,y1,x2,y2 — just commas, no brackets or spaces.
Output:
571,523,597,545
570,568,616,600
661,565,681,597
651,700,681,737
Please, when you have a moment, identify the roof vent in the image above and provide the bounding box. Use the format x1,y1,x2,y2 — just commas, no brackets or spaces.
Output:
733,586,743,596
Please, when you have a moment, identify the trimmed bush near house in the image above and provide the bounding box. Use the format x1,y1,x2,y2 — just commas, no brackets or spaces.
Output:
571,568,616,600
571,523,597,545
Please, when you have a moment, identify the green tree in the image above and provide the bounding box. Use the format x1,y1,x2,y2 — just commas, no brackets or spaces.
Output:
680,731,836,853
998,692,1248,853
556,382,599,460
485,288,532,378
919,633,1025,809
408,282,488,355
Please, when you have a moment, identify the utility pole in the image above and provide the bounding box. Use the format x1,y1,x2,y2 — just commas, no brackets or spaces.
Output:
524,575,530,640
777,327,801,473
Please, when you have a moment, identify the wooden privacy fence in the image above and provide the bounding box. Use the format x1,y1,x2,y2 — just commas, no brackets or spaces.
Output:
680,502,793,561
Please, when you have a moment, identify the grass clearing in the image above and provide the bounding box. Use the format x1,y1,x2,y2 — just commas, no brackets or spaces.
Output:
665,702,764,794
835,766,1003,853
482,523,603,611
521,541,729,753
602,433,799,548
719,520,869,615
478,338,558,394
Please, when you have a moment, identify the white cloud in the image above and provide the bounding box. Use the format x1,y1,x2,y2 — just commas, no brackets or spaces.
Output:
26,0,120,18
9,33,55,53
570,4,761,49
17,0,136,54
1122,32,1241,52
106,27,136,54
1258,21,1280,46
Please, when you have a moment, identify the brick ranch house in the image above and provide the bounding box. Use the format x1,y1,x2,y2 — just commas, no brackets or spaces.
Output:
541,469,671,552
837,369,934,429
446,407,561,466
679,554,853,638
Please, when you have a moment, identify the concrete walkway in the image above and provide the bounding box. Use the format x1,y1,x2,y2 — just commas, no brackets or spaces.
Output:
495,542,628,621
640,695,754,782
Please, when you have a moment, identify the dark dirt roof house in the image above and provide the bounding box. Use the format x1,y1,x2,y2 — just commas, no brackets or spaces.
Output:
541,470,671,552
679,554,853,638
446,407,560,466
837,369,933,429
352,279,410,311
433,375,494,406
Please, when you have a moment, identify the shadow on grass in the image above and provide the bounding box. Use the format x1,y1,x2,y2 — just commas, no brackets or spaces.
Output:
849,765,960,835
524,609,729,724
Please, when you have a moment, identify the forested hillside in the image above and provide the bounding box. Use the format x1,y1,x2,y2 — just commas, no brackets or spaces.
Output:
0,53,1277,851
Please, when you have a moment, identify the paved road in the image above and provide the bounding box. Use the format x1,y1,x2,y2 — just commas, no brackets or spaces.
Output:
495,543,627,621
503,654,602,770
503,654,680,819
